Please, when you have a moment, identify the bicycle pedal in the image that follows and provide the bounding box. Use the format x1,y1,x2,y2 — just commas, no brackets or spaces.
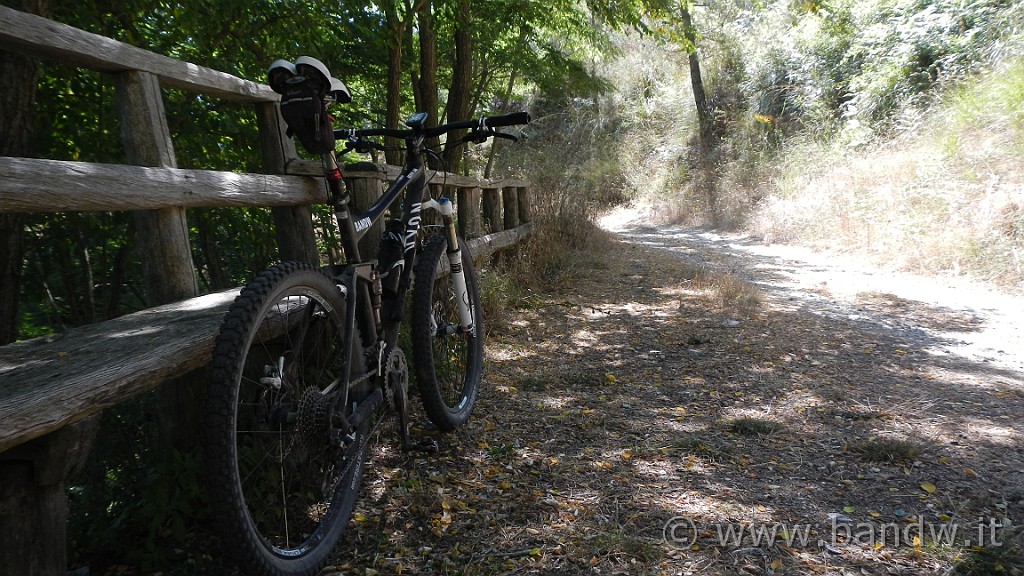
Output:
412,438,439,453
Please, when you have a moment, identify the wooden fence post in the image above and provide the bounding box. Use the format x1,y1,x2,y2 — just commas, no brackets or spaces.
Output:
116,70,198,304
502,186,519,230
517,185,531,223
481,188,502,234
116,70,203,452
0,418,99,576
345,162,384,259
257,101,318,263
458,186,482,239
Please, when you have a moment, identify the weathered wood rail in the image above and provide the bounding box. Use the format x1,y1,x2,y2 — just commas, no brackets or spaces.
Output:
0,5,531,575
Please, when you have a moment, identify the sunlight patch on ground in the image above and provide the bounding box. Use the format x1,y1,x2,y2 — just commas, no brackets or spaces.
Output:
630,457,685,479
721,406,778,422
486,346,523,362
658,419,710,434
536,395,580,411
580,300,686,325
570,328,600,349
958,420,1022,445
656,285,698,297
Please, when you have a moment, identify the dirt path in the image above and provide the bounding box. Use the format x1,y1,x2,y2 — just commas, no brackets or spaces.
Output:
331,210,1024,576
601,206,1024,377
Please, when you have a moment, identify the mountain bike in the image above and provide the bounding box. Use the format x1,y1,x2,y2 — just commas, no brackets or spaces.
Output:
202,56,529,576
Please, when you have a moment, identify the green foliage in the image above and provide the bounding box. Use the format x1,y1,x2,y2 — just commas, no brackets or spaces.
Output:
34,65,123,162
477,266,534,335
943,55,1024,152
68,395,215,573
650,0,1021,153
11,0,637,339
20,211,142,328
843,0,1007,126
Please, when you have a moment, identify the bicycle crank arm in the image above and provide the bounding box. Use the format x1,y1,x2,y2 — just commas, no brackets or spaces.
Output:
406,437,439,453
342,388,383,439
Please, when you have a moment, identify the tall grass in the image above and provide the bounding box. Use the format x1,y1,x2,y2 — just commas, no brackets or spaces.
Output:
752,57,1024,285
488,89,631,293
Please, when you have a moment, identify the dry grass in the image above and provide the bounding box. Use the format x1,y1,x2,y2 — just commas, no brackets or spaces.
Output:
745,59,1024,289
696,271,762,318
750,134,1024,287
848,437,924,463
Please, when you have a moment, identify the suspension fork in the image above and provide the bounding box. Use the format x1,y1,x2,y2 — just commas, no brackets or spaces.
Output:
422,197,474,334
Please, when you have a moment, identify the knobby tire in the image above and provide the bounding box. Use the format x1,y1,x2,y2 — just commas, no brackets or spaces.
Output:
411,235,483,431
204,262,369,576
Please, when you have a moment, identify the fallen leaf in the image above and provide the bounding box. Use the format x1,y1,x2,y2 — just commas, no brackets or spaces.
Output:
920,482,937,494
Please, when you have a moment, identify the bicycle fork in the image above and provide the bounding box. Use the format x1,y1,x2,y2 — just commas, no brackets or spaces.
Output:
422,197,474,335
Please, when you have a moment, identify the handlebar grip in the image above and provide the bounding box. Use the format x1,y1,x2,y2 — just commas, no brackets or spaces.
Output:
484,111,530,128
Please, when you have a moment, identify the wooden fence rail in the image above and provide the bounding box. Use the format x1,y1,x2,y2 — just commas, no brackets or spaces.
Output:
0,6,532,575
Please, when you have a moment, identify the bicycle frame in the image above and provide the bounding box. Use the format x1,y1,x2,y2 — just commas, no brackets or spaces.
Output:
302,110,528,438
320,136,427,344
309,135,437,440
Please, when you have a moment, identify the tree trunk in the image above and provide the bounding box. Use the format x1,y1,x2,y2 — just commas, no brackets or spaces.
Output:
105,240,132,320
0,0,50,345
680,5,712,143
484,68,518,180
443,0,473,173
417,0,442,168
195,211,230,291
0,213,24,345
384,2,405,165
382,0,426,165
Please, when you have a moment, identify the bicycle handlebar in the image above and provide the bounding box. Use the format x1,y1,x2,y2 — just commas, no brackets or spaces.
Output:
335,111,530,141
440,111,531,131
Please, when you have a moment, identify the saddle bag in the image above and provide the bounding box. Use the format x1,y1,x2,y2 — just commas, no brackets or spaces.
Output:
279,82,335,154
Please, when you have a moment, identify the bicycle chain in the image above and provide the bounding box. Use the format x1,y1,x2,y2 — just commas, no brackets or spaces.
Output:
323,393,385,498
321,352,389,496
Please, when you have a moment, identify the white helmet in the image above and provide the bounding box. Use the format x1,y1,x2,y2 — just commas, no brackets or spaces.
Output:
268,56,351,104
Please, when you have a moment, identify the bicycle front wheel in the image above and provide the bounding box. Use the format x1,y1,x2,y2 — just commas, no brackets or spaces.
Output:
204,262,369,576
411,234,484,431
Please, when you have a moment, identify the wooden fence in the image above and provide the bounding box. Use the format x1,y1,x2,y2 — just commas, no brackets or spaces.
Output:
0,6,531,575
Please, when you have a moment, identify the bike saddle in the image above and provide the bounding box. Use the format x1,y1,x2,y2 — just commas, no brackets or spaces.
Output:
268,56,352,104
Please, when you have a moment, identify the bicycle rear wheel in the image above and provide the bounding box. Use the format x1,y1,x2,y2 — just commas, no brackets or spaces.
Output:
204,262,369,576
411,234,483,431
